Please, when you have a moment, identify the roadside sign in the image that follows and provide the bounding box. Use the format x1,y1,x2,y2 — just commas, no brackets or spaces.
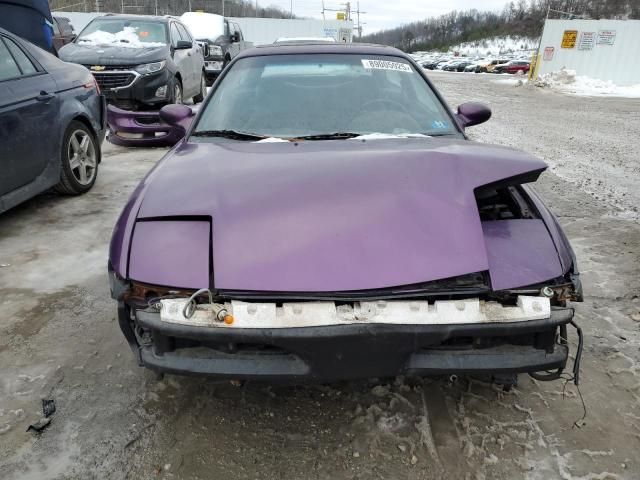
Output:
336,12,345,20
597,30,616,45
578,32,595,50
561,30,578,48
543,46,554,60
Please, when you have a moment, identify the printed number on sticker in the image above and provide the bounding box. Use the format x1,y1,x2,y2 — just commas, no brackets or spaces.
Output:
361,59,412,72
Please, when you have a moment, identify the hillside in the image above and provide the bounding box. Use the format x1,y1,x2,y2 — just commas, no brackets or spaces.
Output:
49,0,295,19
360,0,639,52
440,35,538,56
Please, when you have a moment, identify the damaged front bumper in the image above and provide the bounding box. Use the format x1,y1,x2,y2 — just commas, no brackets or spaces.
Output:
116,296,576,383
106,104,197,148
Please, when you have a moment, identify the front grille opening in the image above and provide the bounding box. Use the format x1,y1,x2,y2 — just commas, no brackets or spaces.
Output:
156,337,291,357
92,72,135,90
424,330,556,352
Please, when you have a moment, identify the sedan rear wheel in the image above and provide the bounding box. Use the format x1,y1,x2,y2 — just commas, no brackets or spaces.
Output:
55,121,99,195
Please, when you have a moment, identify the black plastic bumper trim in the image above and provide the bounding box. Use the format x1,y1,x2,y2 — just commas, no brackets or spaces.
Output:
123,308,574,381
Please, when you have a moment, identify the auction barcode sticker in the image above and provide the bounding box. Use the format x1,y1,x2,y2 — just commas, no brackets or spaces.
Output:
361,59,412,72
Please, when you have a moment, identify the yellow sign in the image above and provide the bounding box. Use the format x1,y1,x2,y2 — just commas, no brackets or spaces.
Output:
561,30,578,48
336,12,346,20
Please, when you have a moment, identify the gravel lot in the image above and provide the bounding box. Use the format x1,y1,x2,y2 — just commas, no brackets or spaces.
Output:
1,71,639,480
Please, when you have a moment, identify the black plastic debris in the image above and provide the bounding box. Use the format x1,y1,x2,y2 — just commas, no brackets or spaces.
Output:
26,399,56,433
42,399,56,417
26,417,51,433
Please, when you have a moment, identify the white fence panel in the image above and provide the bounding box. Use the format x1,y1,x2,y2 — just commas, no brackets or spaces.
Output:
537,19,640,86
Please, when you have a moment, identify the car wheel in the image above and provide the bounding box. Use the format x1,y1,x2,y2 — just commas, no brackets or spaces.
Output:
171,78,183,104
55,121,99,195
193,72,206,103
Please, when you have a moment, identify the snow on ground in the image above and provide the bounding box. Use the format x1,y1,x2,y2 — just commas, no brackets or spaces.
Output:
536,68,640,98
78,27,165,48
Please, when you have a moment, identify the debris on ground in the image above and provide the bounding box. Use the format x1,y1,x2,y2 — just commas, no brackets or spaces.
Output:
26,399,56,434
42,399,56,417
26,417,51,433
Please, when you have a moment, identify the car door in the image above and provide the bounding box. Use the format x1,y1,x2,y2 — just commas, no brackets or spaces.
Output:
170,22,191,92
0,34,58,197
52,18,63,51
233,23,247,51
176,23,198,94
227,21,240,59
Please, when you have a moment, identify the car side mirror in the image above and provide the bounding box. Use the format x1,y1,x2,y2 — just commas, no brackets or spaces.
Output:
456,102,491,128
231,32,239,42
196,41,210,57
175,40,192,49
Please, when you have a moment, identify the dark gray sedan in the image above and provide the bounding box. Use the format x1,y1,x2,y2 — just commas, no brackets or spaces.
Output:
0,27,106,214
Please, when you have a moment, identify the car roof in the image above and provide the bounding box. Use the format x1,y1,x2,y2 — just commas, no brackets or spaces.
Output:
99,13,175,23
236,42,407,60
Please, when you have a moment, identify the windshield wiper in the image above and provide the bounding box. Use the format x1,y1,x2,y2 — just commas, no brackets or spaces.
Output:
192,130,267,141
293,132,361,140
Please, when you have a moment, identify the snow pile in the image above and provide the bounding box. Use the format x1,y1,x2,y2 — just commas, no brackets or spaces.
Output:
536,68,640,97
78,27,165,48
450,35,538,56
181,12,225,41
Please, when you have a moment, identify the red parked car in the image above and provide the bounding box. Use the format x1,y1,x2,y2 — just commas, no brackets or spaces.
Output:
494,60,530,74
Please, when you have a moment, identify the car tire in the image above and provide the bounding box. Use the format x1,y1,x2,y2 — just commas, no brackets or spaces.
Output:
170,78,183,104
55,121,99,195
193,72,207,103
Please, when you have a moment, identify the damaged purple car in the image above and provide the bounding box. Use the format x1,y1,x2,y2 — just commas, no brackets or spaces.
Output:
109,43,583,386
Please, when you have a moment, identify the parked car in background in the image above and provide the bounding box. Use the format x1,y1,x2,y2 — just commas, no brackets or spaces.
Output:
59,14,206,110
0,27,105,214
181,12,252,84
443,59,474,72
52,15,75,51
493,60,530,74
274,37,336,44
485,58,510,73
109,43,583,386
436,59,457,70
421,58,442,69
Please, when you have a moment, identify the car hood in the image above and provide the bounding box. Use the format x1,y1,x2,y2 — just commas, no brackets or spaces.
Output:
127,137,549,292
58,42,168,65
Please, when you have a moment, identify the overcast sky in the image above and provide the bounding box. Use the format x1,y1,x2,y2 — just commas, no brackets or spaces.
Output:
264,0,510,34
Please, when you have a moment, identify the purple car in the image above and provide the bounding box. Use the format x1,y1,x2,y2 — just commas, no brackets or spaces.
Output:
109,43,583,386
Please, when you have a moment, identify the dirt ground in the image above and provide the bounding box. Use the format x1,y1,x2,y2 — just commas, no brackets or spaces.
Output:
1,71,639,480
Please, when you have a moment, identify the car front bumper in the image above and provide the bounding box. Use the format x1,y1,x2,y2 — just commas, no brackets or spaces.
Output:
119,303,574,382
106,104,198,148
94,69,172,110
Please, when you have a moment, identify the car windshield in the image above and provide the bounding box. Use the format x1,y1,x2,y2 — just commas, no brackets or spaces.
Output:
193,54,459,139
77,19,167,48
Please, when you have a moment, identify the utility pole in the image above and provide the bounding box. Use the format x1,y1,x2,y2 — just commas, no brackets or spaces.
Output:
355,1,366,38
290,0,293,19
222,0,225,16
